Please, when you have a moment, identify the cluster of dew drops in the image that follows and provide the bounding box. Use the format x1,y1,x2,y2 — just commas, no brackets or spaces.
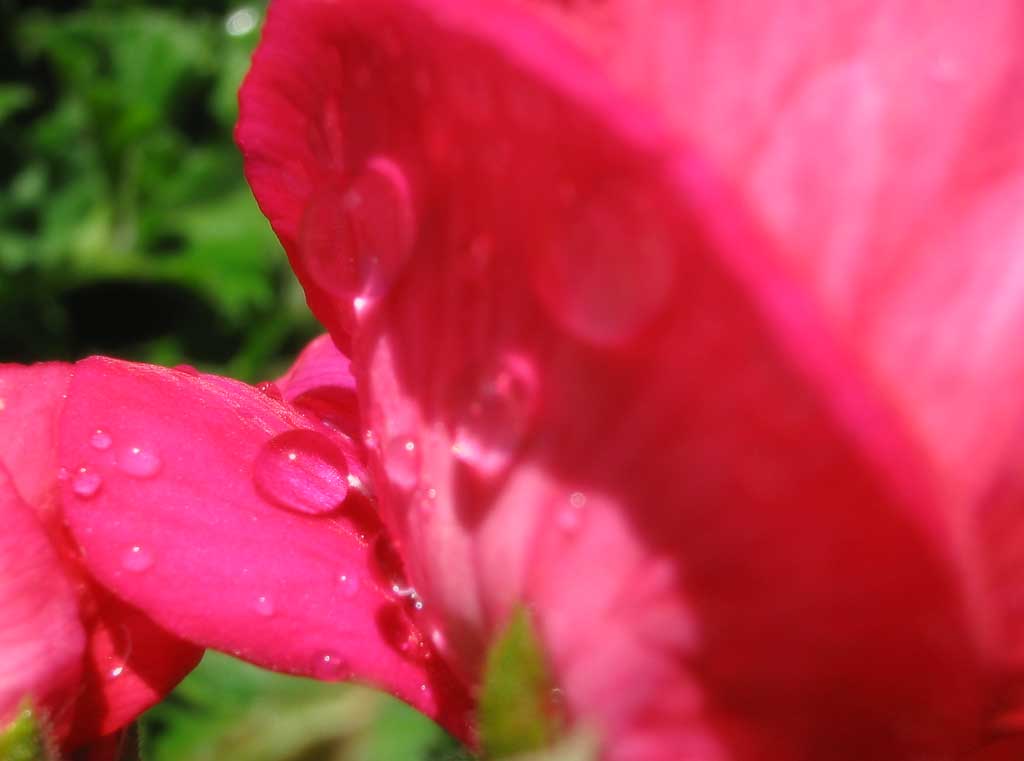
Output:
62,375,441,685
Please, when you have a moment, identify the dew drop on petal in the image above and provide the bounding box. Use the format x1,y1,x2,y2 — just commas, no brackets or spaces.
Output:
108,665,125,680
254,595,275,617
534,188,675,346
301,156,415,306
453,354,538,477
253,429,350,515
173,364,200,376
72,468,102,498
89,429,112,450
255,381,283,401
558,491,587,533
313,651,348,680
383,437,420,491
121,545,153,573
117,446,162,478
338,572,360,599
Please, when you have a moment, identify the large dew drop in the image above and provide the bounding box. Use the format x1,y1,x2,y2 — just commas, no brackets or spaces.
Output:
452,354,538,478
117,446,162,478
252,429,350,515
72,468,102,498
534,187,676,346
121,545,154,573
301,156,415,309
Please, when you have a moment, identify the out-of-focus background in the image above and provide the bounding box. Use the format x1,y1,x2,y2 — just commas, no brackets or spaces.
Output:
0,1,463,758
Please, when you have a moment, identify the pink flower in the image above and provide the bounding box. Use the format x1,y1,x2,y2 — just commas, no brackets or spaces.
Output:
0,364,203,753
0,346,473,753
231,0,1024,759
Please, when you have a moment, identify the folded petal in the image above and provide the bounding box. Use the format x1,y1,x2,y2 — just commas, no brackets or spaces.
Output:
59,357,470,737
0,462,85,731
239,1,991,757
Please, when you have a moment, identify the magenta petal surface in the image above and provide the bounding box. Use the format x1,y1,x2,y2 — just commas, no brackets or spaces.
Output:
59,357,470,736
0,462,85,728
238,1,992,758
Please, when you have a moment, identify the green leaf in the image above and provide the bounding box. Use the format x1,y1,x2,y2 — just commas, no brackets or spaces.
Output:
480,608,562,758
0,704,55,761
501,730,600,761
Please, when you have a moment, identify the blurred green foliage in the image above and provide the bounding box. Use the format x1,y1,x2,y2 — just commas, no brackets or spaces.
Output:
0,0,319,381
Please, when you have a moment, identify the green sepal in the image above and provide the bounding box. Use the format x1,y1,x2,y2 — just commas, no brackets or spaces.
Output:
0,703,56,761
479,607,564,759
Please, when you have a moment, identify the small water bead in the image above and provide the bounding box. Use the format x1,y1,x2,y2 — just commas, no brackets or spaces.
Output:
252,429,350,515
558,491,587,533
383,437,420,491
534,187,676,347
392,584,424,611
117,446,162,478
173,364,200,376
255,381,283,401
453,354,539,478
338,572,360,599
72,468,102,498
121,545,153,573
108,665,125,680
301,156,415,306
313,651,348,680
254,595,275,617
89,429,112,451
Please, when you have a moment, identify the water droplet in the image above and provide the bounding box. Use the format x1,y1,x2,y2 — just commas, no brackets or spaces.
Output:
558,491,587,533
338,573,360,598
452,354,538,477
301,157,415,308
313,651,348,679
72,468,102,498
254,595,275,616
253,429,350,515
383,437,420,491
392,583,424,610
534,188,675,346
117,446,161,478
121,545,153,573
417,486,437,516
173,364,200,376
90,429,112,450
108,664,125,680
224,6,259,36
255,381,283,401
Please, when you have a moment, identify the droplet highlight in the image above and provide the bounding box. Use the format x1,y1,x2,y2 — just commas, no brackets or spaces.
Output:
255,381,283,401
338,573,360,599
72,468,102,498
89,429,112,450
313,651,349,680
121,545,153,573
253,429,350,515
301,156,415,308
117,446,161,478
452,354,538,478
383,437,420,491
254,595,275,617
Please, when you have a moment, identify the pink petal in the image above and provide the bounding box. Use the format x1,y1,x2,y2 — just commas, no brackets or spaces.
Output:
59,357,470,737
0,363,71,523
0,362,202,747
274,334,361,437
506,0,1024,502
239,1,993,757
0,462,85,732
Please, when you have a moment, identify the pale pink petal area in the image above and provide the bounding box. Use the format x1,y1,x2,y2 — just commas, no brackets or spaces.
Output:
0,462,85,731
239,1,992,757
59,357,471,737
511,0,1024,508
